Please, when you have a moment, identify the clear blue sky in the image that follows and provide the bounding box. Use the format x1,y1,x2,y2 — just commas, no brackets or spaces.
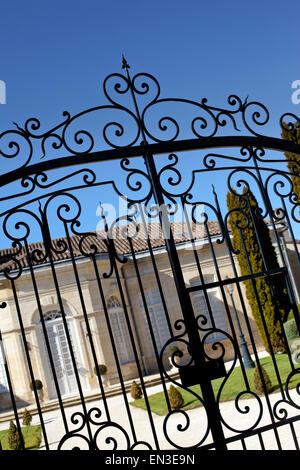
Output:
0,0,299,245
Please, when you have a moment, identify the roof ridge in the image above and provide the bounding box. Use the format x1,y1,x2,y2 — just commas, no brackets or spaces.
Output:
0,220,224,271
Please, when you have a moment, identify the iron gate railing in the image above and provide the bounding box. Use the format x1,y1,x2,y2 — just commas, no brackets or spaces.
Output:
0,58,299,450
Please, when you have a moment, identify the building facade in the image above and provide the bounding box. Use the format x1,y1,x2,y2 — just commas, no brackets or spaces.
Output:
0,221,297,410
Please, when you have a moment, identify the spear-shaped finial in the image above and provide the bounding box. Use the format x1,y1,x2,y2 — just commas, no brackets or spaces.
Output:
99,201,104,218
122,54,130,71
38,200,43,215
212,184,222,215
99,201,109,233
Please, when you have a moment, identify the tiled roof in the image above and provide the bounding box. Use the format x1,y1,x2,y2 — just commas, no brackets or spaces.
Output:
0,221,224,272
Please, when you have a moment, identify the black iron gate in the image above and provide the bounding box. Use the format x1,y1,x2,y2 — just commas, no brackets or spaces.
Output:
0,59,300,450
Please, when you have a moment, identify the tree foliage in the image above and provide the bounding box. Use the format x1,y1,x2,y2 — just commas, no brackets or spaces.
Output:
168,385,184,410
93,364,107,376
22,408,32,427
7,421,23,450
281,124,300,205
226,188,290,353
253,364,273,395
130,381,143,400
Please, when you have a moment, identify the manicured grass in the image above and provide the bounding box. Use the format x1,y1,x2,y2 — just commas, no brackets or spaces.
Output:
131,354,299,416
0,425,42,450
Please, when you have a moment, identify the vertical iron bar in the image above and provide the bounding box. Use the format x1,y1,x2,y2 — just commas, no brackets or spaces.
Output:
258,432,265,450
290,423,300,450
62,223,99,444
39,204,109,433
238,229,283,449
213,188,261,387
121,60,227,449
241,437,247,450
91,255,135,430
128,235,172,417
182,199,218,332
121,236,162,448
96,209,140,445
24,239,68,442
251,149,299,325
139,202,174,337
10,279,52,447
112,249,157,446
243,184,300,452
143,156,227,449
203,219,255,395
0,329,25,450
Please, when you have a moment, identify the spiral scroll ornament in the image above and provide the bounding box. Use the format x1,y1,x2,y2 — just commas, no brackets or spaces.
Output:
1,59,300,177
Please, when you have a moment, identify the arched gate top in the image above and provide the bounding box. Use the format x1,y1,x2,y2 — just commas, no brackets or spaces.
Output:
1,57,300,188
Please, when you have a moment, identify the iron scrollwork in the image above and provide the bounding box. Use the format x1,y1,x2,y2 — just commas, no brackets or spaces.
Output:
1,56,299,177
0,60,300,451
57,407,152,450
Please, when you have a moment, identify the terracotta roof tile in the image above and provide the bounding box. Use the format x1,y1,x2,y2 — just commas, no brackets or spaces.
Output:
0,221,224,273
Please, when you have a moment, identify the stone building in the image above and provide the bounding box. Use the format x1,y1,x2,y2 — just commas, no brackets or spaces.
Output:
0,220,298,410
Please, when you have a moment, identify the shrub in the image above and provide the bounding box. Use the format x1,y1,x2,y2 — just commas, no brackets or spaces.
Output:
22,408,32,426
168,385,184,410
93,364,107,376
30,380,43,391
253,364,273,395
7,421,23,450
130,381,143,400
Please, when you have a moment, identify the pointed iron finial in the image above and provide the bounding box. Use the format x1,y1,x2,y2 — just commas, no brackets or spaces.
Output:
212,184,223,223
243,95,249,107
99,201,109,233
38,200,43,214
212,184,220,210
122,54,130,71
99,201,105,219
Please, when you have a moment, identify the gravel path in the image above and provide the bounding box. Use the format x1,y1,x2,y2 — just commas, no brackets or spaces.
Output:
33,383,300,451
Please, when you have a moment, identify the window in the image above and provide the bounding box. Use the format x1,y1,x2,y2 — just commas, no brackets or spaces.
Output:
44,310,65,322
190,277,227,343
40,309,80,397
139,289,170,356
0,339,8,393
107,297,134,364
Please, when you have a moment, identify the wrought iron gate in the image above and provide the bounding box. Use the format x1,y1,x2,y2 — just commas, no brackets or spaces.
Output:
0,58,300,450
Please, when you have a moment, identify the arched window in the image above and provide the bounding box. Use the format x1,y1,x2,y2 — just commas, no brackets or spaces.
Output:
107,297,134,364
43,310,65,322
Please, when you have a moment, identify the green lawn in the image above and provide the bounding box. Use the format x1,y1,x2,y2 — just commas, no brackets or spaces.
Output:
0,425,42,450
131,354,299,416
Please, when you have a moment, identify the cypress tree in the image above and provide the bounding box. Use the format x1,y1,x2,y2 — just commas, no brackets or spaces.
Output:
22,408,32,427
226,187,290,353
130,381,143,400
253,364,273,395
281,124,300,205
168,385,184,410
7,420,23,450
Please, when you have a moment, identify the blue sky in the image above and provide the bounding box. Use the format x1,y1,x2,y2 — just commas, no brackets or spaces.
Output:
0,0,299,245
